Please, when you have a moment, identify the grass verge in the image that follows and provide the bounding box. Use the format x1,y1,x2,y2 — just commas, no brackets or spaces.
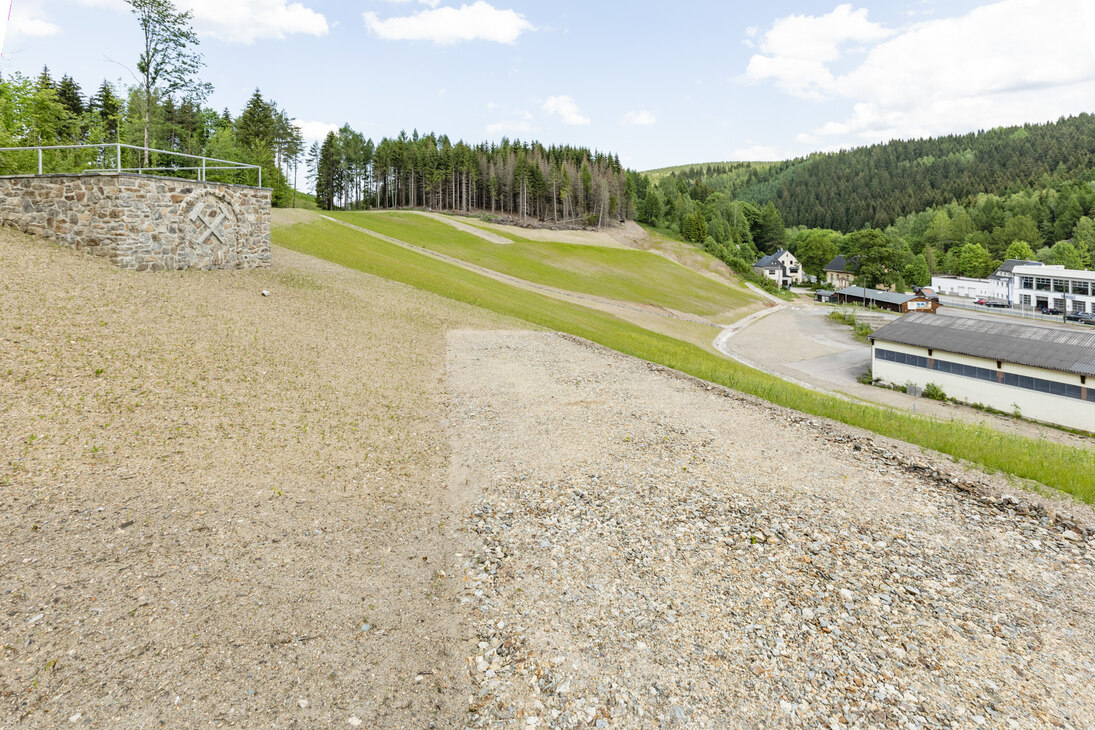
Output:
274,217,1095,503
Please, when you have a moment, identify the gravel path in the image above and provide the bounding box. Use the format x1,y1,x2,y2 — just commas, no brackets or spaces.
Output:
418,212,515,244
447,330,1095,729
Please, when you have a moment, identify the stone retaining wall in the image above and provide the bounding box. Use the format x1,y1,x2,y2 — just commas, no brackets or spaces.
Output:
0,173,271,271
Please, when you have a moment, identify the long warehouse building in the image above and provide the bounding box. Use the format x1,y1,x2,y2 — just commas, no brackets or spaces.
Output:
870,313,1095,432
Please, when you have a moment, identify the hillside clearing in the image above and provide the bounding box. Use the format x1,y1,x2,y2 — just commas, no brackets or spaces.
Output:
273,215,1095,501
324,211,761,320
0,226,514,727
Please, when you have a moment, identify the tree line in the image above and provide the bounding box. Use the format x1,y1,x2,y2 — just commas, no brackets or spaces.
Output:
1,0,632,223
310,126,630,225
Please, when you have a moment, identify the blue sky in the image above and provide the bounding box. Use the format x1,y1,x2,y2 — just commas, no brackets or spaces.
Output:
2,0,1094,170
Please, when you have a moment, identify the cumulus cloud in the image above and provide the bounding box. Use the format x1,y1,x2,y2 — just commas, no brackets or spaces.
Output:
293,119,341,144
731,143,791,161
66,0,326,44
622,110,656,126
5,1,62,42
542,96,589,125
748,0,1095,144
182,0,328,43
486,120,534,135
363,2,533,45
745,3,891,99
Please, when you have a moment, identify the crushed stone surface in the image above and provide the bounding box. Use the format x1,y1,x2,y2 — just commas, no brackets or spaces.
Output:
447,330,1095,729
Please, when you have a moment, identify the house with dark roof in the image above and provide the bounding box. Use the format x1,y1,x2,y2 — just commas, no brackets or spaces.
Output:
870,313,1095,431
823,255,857,289
752,249,804,288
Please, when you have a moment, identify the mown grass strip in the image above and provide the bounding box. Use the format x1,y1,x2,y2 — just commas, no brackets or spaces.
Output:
274,218,1095,502
326,211,759,317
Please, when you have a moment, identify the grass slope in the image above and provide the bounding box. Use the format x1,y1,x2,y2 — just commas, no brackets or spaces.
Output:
274,217,1095,502
326,211,758,317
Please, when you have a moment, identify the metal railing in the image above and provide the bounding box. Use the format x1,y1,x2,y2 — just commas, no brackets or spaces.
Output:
0,143,262,187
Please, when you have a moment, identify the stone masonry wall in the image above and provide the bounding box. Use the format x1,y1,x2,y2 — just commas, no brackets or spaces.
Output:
0,173,271,271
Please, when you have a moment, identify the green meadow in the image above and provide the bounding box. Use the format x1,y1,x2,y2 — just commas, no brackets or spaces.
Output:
325,211,759,318
273,216,1095,503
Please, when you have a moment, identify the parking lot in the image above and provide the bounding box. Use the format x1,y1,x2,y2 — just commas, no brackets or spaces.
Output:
718,298,1093,449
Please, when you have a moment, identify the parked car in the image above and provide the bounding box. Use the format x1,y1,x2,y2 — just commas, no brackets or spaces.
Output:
1071,312,1095,325
984,300,1009,308
1040,306,1062,315
973,298,988,305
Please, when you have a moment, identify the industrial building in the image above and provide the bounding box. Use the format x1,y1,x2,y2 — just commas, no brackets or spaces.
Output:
870,313,1095,432
1013,264,1095,314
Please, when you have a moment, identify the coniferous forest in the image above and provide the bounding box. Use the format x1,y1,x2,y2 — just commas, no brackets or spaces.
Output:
634,114,1095,284
310,128,629,225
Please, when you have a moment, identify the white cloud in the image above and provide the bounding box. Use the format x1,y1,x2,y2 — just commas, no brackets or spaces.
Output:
293,119,340,144
542,95,589,125
622,110,656,126
6,1,62,40
486,120,534,135
68,0,326,43
750,0,1095,146
745,3,892,99
363,2,533,45
182,0,328,43
731,143,791,161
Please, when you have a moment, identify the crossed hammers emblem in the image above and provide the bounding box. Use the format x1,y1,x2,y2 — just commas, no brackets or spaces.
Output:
188,200,228,246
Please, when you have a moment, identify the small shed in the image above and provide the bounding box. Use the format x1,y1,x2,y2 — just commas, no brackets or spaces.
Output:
814,289,837,303
834,286,939,314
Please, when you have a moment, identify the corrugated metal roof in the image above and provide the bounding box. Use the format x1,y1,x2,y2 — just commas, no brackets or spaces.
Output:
835,286,915,306
871,312,1095,376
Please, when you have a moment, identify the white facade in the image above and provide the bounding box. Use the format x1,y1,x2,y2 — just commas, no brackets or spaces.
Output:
1013,265,1095,314
753,250,803,288
872,340,1095,432
931,275,1011,302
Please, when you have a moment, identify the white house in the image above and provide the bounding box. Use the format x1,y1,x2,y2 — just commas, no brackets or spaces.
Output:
870,313,1095,432
753,249,804,288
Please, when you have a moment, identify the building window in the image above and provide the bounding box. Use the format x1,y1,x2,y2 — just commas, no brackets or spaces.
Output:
1072,281,1090,296
874,347,1085,401
1020,277,1034,289
1020,294,1032,306
996,361,1002,369
1053,279,1069,293
1035,277,1051,291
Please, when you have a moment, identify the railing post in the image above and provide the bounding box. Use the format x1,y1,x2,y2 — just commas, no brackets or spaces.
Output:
116,143,121,173
257,167,261,188
37,148,43,175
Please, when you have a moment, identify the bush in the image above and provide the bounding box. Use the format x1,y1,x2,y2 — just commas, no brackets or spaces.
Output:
923,382,947,401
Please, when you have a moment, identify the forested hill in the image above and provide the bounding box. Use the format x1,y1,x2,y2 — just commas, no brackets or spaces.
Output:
661,114,1095,231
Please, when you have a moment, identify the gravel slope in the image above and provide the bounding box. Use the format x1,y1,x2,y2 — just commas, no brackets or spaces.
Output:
448,330,1095,729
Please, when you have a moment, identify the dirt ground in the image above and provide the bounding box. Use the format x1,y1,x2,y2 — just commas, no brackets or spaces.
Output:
448,330,1095,728
4,225,1093,729
0,227,515,728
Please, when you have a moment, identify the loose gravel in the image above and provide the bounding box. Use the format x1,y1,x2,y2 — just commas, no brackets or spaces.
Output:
448,330,1095,729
